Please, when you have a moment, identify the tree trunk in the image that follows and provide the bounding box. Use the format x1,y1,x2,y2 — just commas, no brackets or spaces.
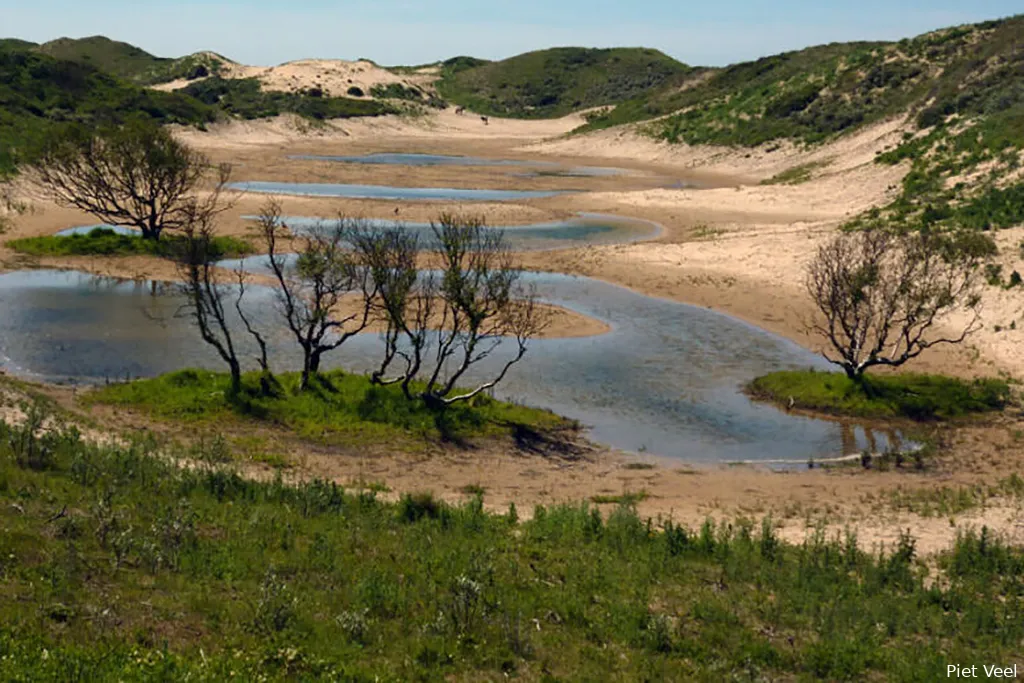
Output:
228,359,242,397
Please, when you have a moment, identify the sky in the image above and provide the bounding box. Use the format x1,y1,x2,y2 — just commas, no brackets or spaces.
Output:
2,1,1020,67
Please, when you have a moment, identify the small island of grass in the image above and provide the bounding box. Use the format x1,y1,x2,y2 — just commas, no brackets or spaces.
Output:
747,370,1012,421
87,368,574,448
7,228,254,259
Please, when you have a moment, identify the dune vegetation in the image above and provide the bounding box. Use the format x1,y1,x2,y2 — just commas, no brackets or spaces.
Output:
436,47,692,118
2,403,1024,681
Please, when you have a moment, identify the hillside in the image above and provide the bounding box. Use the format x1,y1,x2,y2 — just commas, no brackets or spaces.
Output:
573,16,1024,235
34,35,179,83
0,49,215,173
436,47,692,118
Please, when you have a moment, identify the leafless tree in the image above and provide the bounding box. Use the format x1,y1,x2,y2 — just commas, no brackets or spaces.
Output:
355,213,547,408
176,201,243,395
256,200,378,391
27,119,233,241
0,177,27,235
805,228,993,381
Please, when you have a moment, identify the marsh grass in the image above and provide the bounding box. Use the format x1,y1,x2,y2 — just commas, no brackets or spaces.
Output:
1,411,1023,680
748,370,1011,421
7,228,254,259
87,368,570,447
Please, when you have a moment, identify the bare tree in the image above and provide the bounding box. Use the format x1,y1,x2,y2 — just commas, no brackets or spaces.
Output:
805,228,993,381
27,119,232,241
176,203,243,395
355,213,547,408
0,177,27,235
256,200,377,391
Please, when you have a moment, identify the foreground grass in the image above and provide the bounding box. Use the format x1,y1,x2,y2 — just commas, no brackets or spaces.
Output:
1,412,1023,681
88,368,570,447
748,370,1011,421
6,229,254,259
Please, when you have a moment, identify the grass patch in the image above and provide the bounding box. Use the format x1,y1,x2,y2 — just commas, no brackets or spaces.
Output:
761,161,826,185
1,415,1024,680
86,368,571,447
7,228,254,259
747,370,1011,421
591,490,649,505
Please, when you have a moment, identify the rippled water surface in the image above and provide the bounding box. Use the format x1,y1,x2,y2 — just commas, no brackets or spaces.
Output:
0,269,899,463
229,181,566,201
257,213,660,250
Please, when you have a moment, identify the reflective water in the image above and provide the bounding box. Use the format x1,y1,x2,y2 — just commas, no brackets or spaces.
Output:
0,268,903,463
254,212,661,250
288,153,626,176
55,225,140,237
229,181,566,201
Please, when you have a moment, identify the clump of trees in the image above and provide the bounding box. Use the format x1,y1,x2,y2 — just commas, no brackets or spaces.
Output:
256,201,377,391
175,197,545,411
27,118,231,241
357,213,546,407
805,228,994,381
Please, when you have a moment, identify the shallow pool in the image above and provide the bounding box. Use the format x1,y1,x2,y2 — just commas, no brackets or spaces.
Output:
229,181,567,202
288,152,626,177
253,212,660,250
0,268,901,463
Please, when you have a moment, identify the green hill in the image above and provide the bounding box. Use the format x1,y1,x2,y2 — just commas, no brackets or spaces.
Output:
578,16,1024,235
436,47,692,118
36,35,171,82
0,49,216,174
33,36,230,85
0,38,37,51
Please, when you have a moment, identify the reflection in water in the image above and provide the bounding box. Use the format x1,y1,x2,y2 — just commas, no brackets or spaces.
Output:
55,225,140,237
0,269,909,464
288,153,627,177
252,212,661,251
229,181,567,202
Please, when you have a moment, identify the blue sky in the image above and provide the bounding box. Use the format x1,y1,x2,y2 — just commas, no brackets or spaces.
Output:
3,1,1020,66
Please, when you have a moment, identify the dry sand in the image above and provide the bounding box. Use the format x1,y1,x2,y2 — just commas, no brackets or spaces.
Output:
153,56,438,99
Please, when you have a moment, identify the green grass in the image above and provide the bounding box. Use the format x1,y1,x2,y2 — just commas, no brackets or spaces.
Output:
590,491,650,506
1,412,1024,680
761,161,827,185
6,229,255,259
87,368,571,447
747,370,1011,421
436,47,691,119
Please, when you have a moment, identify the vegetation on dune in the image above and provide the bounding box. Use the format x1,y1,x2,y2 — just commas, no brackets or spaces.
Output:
0,49,215,174
30,35,227,85
6,229,253,259
89,368,568,446
437,47,691,118
368,82,446,109
179,76,395,120
35,35,171,83
748,370,1011,421
2,408,1024,680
